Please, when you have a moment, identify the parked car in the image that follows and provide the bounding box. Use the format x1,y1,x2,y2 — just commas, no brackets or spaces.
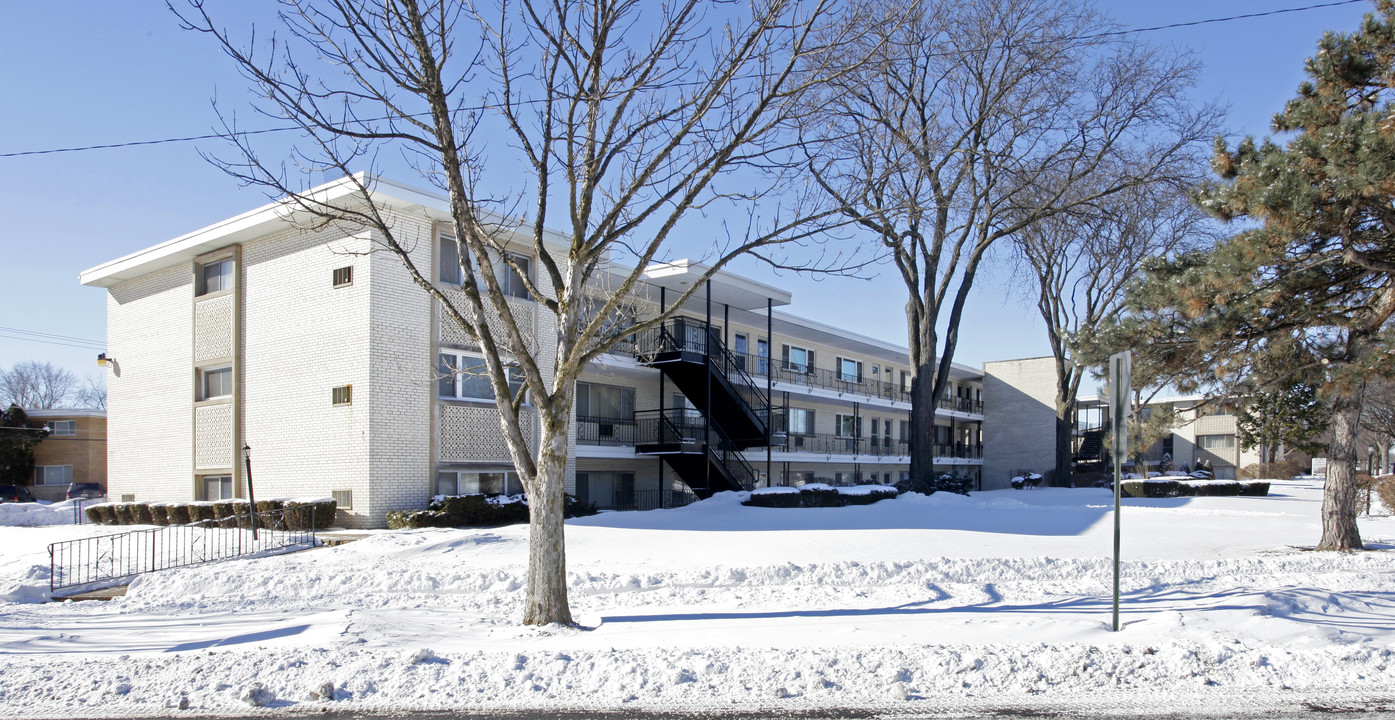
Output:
65,483,106,500
0,485,36,503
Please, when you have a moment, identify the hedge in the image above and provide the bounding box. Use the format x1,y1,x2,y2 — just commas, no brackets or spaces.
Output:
81,498,337,529
386,494,596,529
1121,479,1271,498
742,484,900,509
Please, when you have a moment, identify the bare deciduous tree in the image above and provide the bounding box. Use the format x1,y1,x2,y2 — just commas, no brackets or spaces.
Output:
802,0,1214,486
75,374,107,411
1016,183,1212,484
176,0,856,625
0,361,80,409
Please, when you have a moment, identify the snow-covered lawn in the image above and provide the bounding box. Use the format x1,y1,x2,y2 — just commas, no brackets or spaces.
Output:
1,478,1393,718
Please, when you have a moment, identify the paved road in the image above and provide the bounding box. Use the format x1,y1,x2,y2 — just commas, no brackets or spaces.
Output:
65,703,1395,720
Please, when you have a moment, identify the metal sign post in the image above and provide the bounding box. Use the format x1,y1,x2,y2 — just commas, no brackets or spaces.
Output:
1109,350,1131,632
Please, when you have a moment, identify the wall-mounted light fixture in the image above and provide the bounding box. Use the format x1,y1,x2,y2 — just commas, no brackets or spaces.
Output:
97,353,115,368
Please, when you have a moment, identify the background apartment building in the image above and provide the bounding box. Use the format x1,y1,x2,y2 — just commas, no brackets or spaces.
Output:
25,408,107,501
981,356,1264,488
82,177,983,527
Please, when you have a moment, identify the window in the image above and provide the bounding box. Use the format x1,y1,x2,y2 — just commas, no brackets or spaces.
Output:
439,235,462,285
197,258,233,296
672,393,702,424
48,420,75,436
756,339,769,375
576,382,634,421
199,366,233,400
899,420,910,442
203,475,234,500
333,266,354,287
782,344,814,373
1197,434,1236,450
437,236,531,300
332,489,353,510
575,471,635,509
787,407,814,435
436,470,523,496
438,353,524,403
901,371,911,391
834,413,861,438
33,465,73,486
733,334,748,371
836,356,863,383
495,253,531,300
332,385,353,406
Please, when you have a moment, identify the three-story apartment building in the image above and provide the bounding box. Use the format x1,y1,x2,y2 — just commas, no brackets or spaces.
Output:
80,175,983,527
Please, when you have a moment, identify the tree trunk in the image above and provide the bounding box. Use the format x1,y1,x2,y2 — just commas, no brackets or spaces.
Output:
1053,397,1073,487
1317,383,1365,551
522,411,575,626
909,360,940,488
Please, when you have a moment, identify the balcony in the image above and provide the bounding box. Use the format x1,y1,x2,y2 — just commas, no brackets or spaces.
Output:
576,416,637,446
727,352,984,415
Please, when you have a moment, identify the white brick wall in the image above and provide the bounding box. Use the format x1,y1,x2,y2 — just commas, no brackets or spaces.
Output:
107,264,195,502
240,225,375,526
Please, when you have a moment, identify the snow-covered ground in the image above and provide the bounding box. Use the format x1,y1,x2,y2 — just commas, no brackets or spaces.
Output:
1,478,1393,718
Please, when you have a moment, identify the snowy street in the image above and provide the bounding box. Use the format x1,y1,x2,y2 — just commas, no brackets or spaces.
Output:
1,478,1393,718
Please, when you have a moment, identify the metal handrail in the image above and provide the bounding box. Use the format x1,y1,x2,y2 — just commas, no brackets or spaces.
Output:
47,507,318,593
575,415,638,446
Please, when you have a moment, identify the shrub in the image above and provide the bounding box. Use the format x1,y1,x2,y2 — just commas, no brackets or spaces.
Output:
189,503,218,523
1239,459,1304,480
838,486,899,506
934,473,974,495
1181,481,1241,497
1121,480,1178,498
564,495,598,519
1239,481,1271,497
1376,476,1395,514
85,503,115,524
255,499,287,530
132,504,155,525
744,490,803,508
283,499,337,531
109,503,134,525
797,485,841,508
148,503,171,526
386,509,451,529
165,504,192,525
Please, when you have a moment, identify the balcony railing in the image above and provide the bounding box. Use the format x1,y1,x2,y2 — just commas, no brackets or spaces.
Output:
576,416,637,446
727,352,985,414
774,432,908,457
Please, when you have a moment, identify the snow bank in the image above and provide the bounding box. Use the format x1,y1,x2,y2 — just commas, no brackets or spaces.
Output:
0,500,85,527
0,479,1392,717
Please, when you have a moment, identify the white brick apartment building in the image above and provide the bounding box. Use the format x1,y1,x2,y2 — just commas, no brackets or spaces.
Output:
81,176,985,528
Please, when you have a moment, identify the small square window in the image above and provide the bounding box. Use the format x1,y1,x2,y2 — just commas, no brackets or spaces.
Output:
49,420,75,436
199,366,233,400
332,385,353,405
197,258,234,296
332,489,353,510
333,266,353,287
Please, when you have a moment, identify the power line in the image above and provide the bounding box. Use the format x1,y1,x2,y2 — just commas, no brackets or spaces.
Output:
0,327,106,352
0,0,1369,160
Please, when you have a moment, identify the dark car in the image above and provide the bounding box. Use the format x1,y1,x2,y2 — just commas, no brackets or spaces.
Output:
66,483,105,500
0,485,36,503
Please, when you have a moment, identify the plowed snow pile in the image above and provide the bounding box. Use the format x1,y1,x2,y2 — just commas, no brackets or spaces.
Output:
1,478,1392,718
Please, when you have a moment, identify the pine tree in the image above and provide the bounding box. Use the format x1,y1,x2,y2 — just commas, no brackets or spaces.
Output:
1107,1,1395,550
1237,383,1329,464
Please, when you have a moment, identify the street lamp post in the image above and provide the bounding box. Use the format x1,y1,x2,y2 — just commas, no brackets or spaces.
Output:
242,444,258,541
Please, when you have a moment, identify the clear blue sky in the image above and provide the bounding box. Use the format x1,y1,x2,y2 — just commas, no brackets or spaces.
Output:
0,1,1375,388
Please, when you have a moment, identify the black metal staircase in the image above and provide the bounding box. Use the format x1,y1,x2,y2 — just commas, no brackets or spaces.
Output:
633,317,775,497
